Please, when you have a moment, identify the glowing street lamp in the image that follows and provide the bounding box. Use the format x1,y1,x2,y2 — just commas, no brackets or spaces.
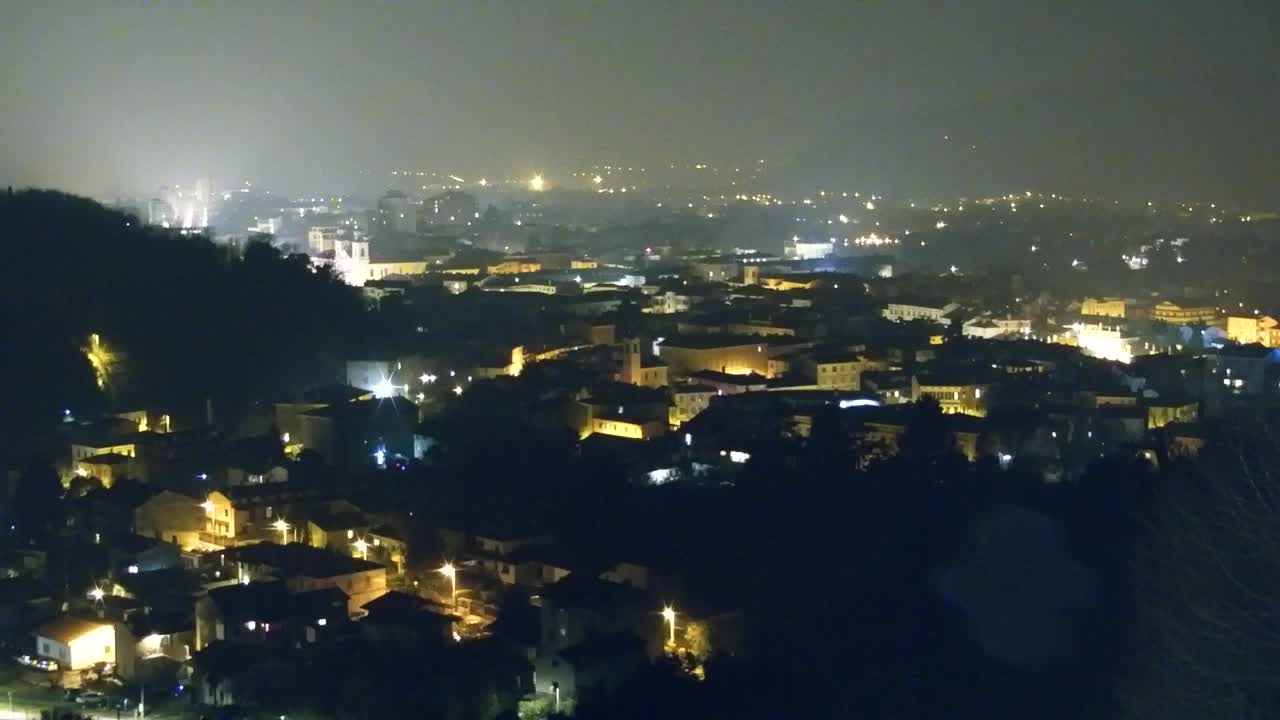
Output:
453,385,464,397
661,606,677,647
353,538,369,560
271,518,291,544
529,174,545,192
439,562,458,607
88,587,105,603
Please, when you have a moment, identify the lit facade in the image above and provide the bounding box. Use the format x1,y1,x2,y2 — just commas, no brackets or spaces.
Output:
1226,315,1280,347
883,302,959,325
1080,297,1136,319
656,339,770,378
912,379,989,417
1151,301,1218,325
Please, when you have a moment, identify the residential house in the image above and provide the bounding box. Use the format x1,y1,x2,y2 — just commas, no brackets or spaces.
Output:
221,543,388,615
533,631,647,705
33,615,136,678
194,581,347,651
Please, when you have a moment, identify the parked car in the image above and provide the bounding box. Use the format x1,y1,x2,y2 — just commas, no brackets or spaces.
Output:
75,690,106,706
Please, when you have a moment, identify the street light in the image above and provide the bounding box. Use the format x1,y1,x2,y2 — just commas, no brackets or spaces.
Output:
271,518,290,544
529,174,545,192
88,587,105,602
439,562,457,607
353,538,369,560
661,606,676,647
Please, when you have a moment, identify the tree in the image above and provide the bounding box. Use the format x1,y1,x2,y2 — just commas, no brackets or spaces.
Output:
1124,430,1280,720
13,459,63,535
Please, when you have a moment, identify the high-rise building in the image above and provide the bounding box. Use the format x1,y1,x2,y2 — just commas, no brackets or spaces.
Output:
374,191,417,235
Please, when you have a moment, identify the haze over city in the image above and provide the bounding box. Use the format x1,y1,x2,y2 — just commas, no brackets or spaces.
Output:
3,0,1278,201
4,3,1280,720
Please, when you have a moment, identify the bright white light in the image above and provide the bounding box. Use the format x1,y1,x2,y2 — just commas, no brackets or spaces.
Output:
593,175,603,184
372,378,396,398
529,174,545,192
245,621,257,631
317,618,327,626
453,385,464,396
478,178,488,187
728,451,751,463
838,398,881,409
684,432,692,447
373,447,386,467
838,214,849,224
865,201,876,210
127,565,139,575
935,221,948,229
88,587,105,602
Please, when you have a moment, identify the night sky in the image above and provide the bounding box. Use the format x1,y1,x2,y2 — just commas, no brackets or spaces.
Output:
3,0,1277,200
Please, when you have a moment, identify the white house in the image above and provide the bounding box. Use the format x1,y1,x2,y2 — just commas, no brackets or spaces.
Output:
883,301,960,325
34,615,135,678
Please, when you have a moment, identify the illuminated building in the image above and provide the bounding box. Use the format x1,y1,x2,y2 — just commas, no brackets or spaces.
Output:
423,190,478,225
1226,314,1280,347
1080,297,1140,319
1151,300,1219,325
800,352,889,391
221,542,388,616
73,452,144,487
786,239,834,260
689,259,740,282
669,384,717,427
574,385,669,440
570,258,599,270
758,273,819,291
135,490,226,551
307,225,345,255
1072,322,1139,363
374,190,417,234
487,257,543,275
618,339,668,388
655,335,771,378
883,300,960,325
1146,399,1198,430
34,616,134,677
912,375,990,417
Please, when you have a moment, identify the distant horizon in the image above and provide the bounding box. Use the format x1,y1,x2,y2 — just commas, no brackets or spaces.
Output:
4,0,1277,204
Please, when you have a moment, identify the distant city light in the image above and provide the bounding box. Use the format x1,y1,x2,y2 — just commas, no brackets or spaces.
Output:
529,174,546,191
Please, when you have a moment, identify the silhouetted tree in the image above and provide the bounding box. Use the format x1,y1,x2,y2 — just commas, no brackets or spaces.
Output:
13,459,62,535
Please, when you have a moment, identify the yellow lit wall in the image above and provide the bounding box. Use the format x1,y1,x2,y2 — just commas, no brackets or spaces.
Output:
759,276,817,291
1151,301,1218,325
367,261,430,281
658,343,769,378
570,259,598,269
1226,315,1280,346
912,382,989,417
1081,297,1131,318
588,417,665,440
1147,402,1198,430
488,260,543,275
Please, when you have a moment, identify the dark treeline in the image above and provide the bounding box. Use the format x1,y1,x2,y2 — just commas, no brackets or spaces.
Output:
0,190,363,447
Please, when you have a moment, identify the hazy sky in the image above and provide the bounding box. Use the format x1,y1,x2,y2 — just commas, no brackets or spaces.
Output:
3,0,1277,200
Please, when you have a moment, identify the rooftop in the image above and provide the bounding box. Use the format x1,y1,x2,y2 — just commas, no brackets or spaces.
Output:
222,542,383,578
35,615,111,644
